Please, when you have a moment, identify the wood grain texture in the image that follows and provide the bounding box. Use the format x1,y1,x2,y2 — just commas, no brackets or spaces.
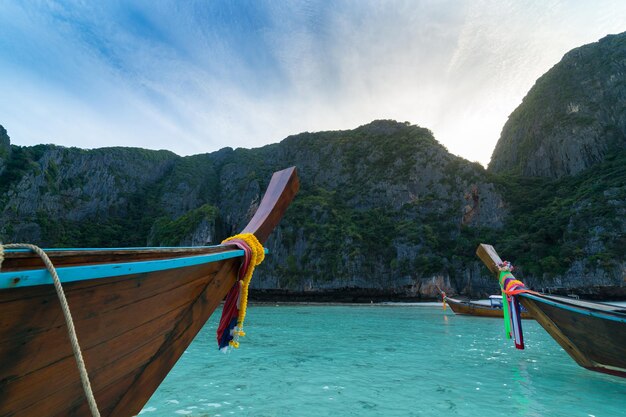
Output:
108,260,238,417
241,166,299,244
519,297,596,369
475,243,503,276
0,262,224,416
521,296,626,377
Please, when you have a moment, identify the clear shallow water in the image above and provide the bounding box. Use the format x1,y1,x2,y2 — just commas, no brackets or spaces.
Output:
141,305,626,417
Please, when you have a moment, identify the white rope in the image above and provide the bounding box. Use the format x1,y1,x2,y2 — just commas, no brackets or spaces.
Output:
1,243,101,417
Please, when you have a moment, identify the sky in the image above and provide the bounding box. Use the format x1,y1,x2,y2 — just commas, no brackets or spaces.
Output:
0,1,625,166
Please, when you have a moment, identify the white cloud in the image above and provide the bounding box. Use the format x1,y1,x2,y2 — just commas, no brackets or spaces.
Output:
0,0,625,164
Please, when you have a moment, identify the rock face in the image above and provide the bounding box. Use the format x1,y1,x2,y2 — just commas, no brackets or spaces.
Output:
0,114,624,298
234,121,507,297
489,32,626,178
1,35,625,300
486,32,626,299
0,145,177,245
0,121,508,298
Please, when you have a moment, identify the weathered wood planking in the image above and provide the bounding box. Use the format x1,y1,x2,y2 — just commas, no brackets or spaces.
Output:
520,295,626,376
475,243,502,276
1,277,203,398
59,260,238,417
0,262,223,341
109,260,238,417
1,261,233,416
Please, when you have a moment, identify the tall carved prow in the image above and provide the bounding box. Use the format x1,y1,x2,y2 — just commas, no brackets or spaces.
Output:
476,243,503,275
241,166,299,244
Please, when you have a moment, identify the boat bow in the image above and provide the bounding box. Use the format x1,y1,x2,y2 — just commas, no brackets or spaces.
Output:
477,243,626,378
0,167,300,417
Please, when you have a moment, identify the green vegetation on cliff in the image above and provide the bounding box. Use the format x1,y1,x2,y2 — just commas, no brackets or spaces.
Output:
1,28,625,299
149,204,220,246
0,116,623,297
467,150,626,278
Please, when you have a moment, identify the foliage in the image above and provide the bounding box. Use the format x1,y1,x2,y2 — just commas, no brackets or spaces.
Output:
149,204,219,246
0,119,623,292
0,145,48,195
458,151,626,280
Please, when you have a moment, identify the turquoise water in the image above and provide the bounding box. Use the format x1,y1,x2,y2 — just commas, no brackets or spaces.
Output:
141,305,626,417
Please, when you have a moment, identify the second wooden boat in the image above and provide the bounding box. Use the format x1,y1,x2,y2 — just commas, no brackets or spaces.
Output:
477,243,626,378
444,294,532,319
0,167,299,416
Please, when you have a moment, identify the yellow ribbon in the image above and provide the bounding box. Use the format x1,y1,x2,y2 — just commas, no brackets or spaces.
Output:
222,233,265,347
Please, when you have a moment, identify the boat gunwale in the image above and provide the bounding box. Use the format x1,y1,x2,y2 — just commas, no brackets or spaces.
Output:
0,248,263,290
522,293,626,322
477,242,626,379
3,245,225,254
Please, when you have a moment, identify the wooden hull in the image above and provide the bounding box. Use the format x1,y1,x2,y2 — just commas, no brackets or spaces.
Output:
477,243,626,378
520,294,626,378
0,254,238,416
445,296,532,319
0,166,300,416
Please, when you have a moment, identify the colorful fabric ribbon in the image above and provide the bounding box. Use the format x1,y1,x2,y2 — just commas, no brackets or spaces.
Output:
216,233,265,351
498,261,529,350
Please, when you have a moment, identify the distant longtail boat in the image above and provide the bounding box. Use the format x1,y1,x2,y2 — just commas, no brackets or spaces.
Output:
477,243,626,378
443,294,533,319
0,167,299,416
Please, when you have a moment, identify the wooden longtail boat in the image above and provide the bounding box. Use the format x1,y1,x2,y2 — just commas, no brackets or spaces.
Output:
477,243,626,378
444,295,532,319
0,167,299,417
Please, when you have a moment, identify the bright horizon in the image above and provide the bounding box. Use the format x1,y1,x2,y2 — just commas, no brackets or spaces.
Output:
1,1,625,166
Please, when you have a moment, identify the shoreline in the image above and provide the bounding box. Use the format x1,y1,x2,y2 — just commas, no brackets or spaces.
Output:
249,288,626,304
249,301,443,307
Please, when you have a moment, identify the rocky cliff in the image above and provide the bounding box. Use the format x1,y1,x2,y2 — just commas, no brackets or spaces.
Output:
1,35,625,300
486,32,626,298
0,121,509,299
490,32,626,178
224,121,507,298
1,117,623,300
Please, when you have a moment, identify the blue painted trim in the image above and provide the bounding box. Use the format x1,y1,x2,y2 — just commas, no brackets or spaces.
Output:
523,294,626,323
3,245,222,253
0,250,245,290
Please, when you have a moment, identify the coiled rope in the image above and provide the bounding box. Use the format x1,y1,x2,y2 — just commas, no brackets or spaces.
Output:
0,243,100,417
